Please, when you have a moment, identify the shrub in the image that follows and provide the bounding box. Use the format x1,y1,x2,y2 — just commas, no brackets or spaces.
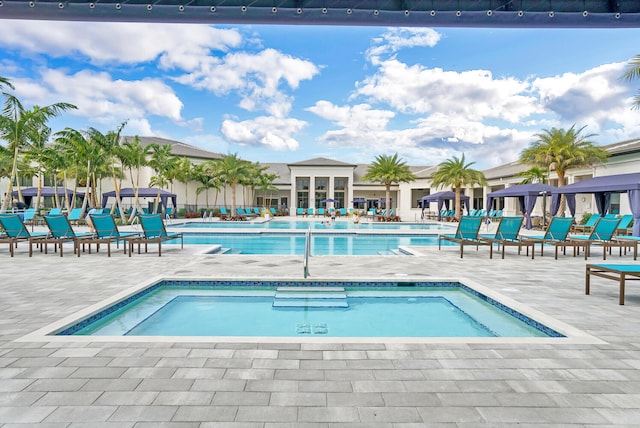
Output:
580,212,593,225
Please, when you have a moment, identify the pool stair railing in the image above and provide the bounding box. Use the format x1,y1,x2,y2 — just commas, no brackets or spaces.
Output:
272,287,349,308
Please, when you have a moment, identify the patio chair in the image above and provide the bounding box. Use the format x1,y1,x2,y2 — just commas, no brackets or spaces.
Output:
22,208,38,229
317,208,326,216
339,208,347,216
586,264,640,305
438,216,488,258
478,216,532,259
129,214,183,257
565,217,624,260
307,207,314,216
0,213,49,257
88,213,140,256
67,207,84,225
42,215,95,257
520,216,575,259
47,208,62,216
615,214,634,235
572,214,598,233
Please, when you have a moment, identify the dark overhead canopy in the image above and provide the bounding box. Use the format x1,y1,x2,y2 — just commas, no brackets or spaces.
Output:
11,187,84,198
420,191,469,220
553,173,640,194
101,187,177,210
1,1,638,28
486,183,557,229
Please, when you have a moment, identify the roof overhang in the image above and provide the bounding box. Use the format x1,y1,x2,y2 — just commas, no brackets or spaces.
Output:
1,1,639,28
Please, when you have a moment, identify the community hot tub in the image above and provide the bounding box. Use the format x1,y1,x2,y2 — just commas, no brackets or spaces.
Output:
21,277,600,344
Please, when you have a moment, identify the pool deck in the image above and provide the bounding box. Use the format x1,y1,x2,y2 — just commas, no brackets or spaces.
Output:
1,217,640,426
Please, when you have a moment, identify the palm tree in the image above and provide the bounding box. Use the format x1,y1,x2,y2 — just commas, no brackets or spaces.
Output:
0,95,76,211
172,157,193,214
624,54,640,109
516,166,547,184
119,136,147,222
147,144,177,214
431,154,487,221
0,76,13,91
519,125,609,215
23,123,52,210
216,153,253,218
361,153,416,220
88,124,127,221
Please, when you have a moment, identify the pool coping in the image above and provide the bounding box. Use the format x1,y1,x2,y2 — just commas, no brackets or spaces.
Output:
17,274,604,345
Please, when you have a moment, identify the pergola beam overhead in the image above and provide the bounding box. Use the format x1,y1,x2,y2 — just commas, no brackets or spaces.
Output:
0,0,639,27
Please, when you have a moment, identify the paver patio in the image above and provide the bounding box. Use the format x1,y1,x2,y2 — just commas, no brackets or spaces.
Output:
1,219,640,426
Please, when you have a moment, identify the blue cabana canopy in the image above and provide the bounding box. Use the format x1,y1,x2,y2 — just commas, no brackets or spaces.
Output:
553,173,640,236
486,184,557,229
11,187,84,208
420,191,470,221
101,188,177,212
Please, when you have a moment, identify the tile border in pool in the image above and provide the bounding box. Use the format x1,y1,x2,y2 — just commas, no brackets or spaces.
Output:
18,275,603,344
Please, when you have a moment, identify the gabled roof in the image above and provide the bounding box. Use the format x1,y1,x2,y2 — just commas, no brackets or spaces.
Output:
288,157,357,168
602,138,640,156
122,136,223,161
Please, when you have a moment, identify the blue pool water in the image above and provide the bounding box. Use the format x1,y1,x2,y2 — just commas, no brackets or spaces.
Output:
177,220,451,231
173,233,449,255
60,282,559,338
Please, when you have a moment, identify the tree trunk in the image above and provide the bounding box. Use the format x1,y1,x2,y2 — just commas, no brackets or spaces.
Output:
385,184,391,220
455,186,462,221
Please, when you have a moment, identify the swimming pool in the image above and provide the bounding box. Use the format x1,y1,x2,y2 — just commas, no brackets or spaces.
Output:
52,280,564,339
177,219,452,231
179,233,450,255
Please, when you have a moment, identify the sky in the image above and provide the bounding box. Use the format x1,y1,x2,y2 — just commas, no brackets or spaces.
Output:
1,19,639,169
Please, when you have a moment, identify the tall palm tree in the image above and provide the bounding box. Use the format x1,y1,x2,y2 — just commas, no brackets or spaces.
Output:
88,124,127,220
361,153,416,220
23,123,52,210
216,153,253,218
624,54,640,109
431,154,487,221
0,95,76,211
519,125,609,215
147,143,177,214
173,157,193,213
0,76,13,91
120,136,147,222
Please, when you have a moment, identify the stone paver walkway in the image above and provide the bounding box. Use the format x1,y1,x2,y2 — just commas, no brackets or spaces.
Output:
1,219,640,426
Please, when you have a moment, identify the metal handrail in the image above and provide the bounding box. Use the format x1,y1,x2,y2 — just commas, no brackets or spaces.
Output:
303,227,311,278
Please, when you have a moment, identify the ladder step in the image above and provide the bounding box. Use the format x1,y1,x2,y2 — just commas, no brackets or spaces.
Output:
275,291,347,299
273,299,349,308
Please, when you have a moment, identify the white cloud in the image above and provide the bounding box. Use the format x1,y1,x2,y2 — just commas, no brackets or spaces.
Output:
0,20,242,66
355,59,540,122
175,48,319,117
220,116,307,151
12,69,184,125
367,28,442,64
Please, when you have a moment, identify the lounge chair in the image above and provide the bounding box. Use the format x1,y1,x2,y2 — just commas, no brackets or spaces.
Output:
317,208,326,217
129,214,183,257
67,208,84,225
478,216,532,259
48,208,62,216
586,264,640,305
339,208,347,216
438,216,488,258
42,215,95,257
88,214,140,256
615,214,634,235
22,208,38,229
0,213,49,257
520,216,574,259
565,217,624,260
572,214,598,233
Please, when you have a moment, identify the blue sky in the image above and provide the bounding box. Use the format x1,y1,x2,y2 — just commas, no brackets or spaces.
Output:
1,20,639,169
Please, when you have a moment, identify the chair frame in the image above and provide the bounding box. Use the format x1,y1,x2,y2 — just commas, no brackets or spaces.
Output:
0,213,48,257
438,216,488,258
87,214,140,256
42,215,95,257
478,216,532,259
586,264,640,305
520,216,575,259
565,217,624,260
129,214,183,257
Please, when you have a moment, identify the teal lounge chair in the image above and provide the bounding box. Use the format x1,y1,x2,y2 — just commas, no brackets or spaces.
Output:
67,208,84,225
339,208,347,216
0,213,48,257
307,207,314,216
130,214,183,257
48,208,62,216
573,214,599,233
22,208,38,229
88,214,140,256
42,215,94,257
296,207,305,216
478,216,531,259
317,208,326,216
566,217,623,260
586,264,640,305
615,214,634,235
521,216,574,259
438,216,488,258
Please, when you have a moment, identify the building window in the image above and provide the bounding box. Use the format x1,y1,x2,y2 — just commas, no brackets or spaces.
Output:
610,193,620,214
296,177,309,208
334,177,347,208
411,189,430,208
315,177,328,208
